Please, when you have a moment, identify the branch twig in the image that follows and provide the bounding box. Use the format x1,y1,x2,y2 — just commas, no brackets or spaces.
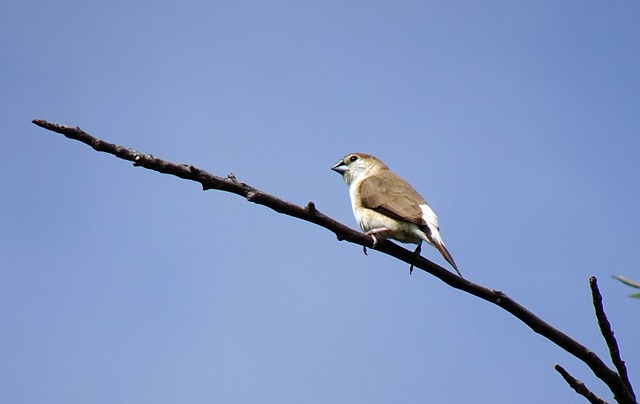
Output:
555,364,609,404
31,119,637,404
590,277,636,401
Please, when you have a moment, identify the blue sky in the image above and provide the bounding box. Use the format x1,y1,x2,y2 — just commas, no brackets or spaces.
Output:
2,1,639,403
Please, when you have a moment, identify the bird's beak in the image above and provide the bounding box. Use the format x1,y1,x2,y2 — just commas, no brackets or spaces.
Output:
331,160,347,174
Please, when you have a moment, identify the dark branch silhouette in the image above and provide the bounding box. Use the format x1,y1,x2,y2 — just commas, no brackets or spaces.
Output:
590,277,636,401
31,119,636,404
555,364,608,404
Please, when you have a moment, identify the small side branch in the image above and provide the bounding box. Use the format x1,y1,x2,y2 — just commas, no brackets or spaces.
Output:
590,277,636,401
555,364,609,404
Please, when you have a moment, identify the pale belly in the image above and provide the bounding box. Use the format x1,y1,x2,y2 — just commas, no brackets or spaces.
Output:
353,207,425,245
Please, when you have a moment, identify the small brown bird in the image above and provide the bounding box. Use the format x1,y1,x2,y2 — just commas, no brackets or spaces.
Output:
331,153,461,276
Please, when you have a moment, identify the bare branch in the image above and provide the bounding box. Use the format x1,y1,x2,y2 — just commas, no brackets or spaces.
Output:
555,364,609,404
590,277,636,401
31,119,637,404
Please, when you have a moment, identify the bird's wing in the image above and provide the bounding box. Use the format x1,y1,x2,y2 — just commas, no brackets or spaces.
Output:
359,172,427,226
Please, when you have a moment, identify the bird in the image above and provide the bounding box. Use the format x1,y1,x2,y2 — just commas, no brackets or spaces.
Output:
331,153,461,277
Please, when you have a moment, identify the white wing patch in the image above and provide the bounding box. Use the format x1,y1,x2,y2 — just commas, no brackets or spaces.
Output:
419,204,443,244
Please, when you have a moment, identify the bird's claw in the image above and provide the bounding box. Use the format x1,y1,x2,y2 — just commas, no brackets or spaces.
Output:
370,234,379,248
409,243,422,275
362,234,378,256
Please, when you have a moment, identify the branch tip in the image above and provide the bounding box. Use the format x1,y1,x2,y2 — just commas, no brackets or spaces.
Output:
554,364,608,404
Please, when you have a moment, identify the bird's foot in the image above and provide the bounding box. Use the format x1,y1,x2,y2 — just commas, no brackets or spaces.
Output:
362,228,390,255
362,234,379,255
409,243,422,275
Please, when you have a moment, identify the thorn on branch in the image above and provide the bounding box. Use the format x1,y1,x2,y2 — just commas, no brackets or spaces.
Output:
305,201,316,213
227,172,237,182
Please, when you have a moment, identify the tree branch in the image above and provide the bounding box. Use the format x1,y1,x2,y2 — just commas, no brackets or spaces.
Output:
555,364,609,404
31,119,636,404
590,277,636,401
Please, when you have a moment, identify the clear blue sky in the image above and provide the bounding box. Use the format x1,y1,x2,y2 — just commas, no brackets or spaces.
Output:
2,1,639,403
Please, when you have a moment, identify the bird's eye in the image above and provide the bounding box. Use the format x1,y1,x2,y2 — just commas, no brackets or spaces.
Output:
349,155,358,162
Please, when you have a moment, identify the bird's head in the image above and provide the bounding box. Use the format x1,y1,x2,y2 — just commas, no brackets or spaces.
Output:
331,153,388,185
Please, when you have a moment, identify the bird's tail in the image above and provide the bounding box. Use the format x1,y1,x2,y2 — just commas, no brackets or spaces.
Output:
421,224,462,277
434,240,462,278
